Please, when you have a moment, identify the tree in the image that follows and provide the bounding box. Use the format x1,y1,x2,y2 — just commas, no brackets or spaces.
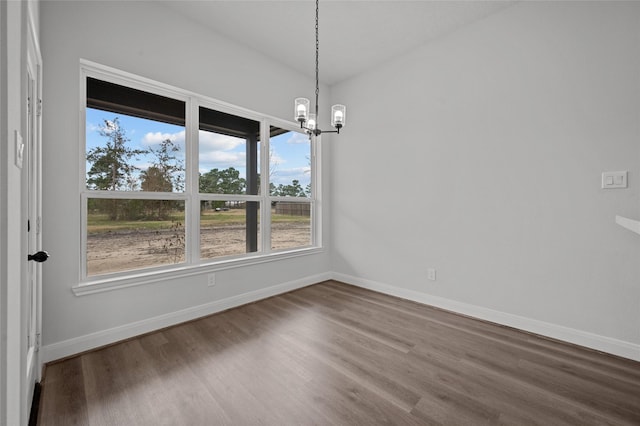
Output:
269,145,279,180
86,118,148,220
199,167,246,195
140,166,174,219
141,166,173,192
139,138,184,219
272,179,306,197
199,167,247,210
86,118,147,191
146,138,184,192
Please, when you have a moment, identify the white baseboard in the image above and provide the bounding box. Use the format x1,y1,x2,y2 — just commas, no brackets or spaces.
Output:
332,272,640,362
41,272,332,363
41,271,640,363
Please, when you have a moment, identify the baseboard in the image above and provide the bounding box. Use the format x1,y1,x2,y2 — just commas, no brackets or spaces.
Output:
41,272,332,363
332,272,640,362
42,271,640,363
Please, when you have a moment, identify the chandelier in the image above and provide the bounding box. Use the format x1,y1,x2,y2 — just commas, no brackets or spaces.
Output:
294,0,346,137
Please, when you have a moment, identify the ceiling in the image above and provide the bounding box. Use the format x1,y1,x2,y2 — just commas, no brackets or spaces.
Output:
161,1,515,86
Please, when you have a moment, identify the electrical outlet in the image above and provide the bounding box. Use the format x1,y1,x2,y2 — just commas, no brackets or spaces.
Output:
207,273,216,287
427,268,436,281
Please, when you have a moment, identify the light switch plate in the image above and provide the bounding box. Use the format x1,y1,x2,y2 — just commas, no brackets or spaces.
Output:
15,130,24,169
602,171,627,189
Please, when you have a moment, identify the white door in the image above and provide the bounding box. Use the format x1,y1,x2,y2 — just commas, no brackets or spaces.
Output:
23,20,45,423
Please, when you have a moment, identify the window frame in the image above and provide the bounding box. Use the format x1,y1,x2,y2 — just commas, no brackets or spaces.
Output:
75,60,322,294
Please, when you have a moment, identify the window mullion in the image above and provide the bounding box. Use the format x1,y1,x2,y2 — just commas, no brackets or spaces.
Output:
187,98,200,264
261,119,271,255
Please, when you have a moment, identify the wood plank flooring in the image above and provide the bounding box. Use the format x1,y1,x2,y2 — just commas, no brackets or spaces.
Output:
38,281,640,425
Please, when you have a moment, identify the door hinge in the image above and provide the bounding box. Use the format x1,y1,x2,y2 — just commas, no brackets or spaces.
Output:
36,216,41,235
37,98,43,117
27,96,32,114
36,333,41,351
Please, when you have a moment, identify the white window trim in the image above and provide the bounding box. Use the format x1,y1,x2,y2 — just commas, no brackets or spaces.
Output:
75,60,322,295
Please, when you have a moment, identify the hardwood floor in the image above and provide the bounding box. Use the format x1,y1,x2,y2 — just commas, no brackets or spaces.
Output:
39,281,640,425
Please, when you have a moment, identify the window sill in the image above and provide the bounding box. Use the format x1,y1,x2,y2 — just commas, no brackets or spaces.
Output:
72,247,324,296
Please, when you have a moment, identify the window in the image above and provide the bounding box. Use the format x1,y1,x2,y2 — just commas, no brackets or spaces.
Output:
198,105,261,259
269,126,312,251
81,63,320,281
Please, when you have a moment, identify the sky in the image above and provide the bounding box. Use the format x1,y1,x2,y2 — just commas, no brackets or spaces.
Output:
86,108,311,192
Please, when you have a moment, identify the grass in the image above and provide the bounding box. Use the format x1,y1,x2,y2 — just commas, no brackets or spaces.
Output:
87,214,185,233
271,213,310,224
87,209,309,234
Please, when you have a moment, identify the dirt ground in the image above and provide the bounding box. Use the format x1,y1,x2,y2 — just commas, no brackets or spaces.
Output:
87,222,311,276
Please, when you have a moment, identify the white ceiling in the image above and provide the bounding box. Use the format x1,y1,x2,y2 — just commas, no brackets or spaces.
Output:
161,1,515,86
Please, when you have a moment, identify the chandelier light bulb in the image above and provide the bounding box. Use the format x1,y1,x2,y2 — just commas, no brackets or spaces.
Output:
295,98,310,123
307,113,317,130
331,104,346,129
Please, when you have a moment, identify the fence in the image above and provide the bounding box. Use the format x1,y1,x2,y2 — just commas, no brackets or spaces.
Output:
274,202,310,217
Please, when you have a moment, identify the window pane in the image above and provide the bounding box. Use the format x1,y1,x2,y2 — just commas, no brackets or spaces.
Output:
86,78,186,193
199,107,260,195
269,127,311,197
271,201,311,250
86,108,186,192
200,201,260,259
86,198,186,276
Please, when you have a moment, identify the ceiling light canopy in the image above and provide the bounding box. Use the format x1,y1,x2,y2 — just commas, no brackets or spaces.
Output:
294,0,346,137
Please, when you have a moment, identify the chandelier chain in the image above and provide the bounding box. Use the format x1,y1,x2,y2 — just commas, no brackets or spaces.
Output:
294,0,344,136
315,0,320,119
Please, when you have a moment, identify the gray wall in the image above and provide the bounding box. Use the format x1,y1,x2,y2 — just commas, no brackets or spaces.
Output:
331,1,640,357
40,1,331,359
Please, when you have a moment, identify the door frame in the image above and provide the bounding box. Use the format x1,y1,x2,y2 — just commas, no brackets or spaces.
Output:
22,7,44,424
1,1,43,424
